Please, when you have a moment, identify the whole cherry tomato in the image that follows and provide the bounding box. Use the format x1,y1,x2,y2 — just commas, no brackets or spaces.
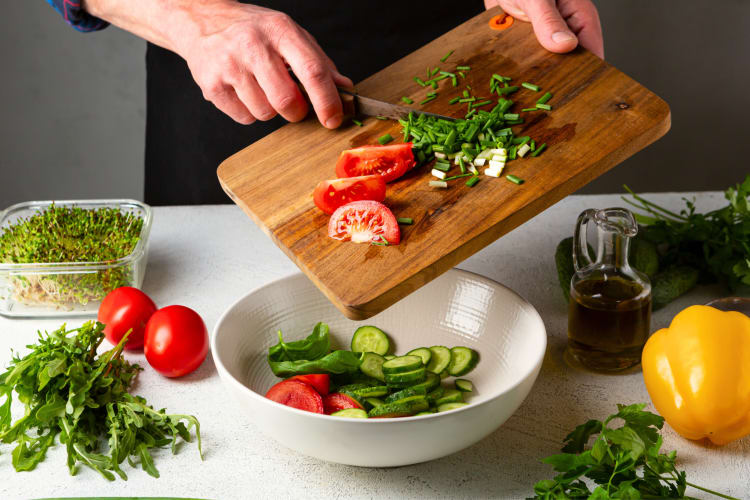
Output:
144,305,209,377
98,287,157,350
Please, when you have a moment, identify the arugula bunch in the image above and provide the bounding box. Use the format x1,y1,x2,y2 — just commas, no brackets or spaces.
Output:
0,321,201,480
624,176,750,292
532,404,736,499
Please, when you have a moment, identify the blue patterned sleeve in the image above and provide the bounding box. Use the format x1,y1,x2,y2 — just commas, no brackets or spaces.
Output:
45,0,109,32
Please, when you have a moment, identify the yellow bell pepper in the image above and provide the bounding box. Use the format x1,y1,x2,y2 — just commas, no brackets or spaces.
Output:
642,305,750,445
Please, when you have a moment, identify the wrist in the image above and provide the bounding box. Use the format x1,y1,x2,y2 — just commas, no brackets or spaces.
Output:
164,0,241,57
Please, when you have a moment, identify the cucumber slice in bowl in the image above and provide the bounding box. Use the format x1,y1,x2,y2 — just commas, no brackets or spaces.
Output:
408,372,440,393
426,346,451,374
368,395,429,418
406,347,432,366
351,326,390,355
384,385,428,404
437,402,469,413
455,379,473,392
359,352,386,382
332,408,369,418
384,367,427,388
447,346,479,376
382,355,423,374
436,389,463,406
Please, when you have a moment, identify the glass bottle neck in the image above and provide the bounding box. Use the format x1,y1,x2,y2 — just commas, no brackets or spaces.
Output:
597,229,631,269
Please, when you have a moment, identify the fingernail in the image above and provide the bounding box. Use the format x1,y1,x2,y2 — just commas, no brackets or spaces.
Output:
552,31,577,45
325,115,342,129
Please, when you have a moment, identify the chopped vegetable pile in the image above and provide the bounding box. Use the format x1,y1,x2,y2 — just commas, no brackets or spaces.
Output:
265,323,479,418
0,321,202,480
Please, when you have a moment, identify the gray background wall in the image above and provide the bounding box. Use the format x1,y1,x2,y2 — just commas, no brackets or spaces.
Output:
1,1,747,206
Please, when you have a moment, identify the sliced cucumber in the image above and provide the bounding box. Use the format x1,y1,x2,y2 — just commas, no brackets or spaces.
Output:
384,385,428,404
426,346,451,374
415,410,437,416
382,355,423,374
332,408,368,418
384,355,396,360
368,395,429,417
447,346,479,376
406,347,432,366
455,379,474,392
364,397,384,410
384,367,427,387
359,352,386,382
408,372,440,393
436,389,463,406
342,385,389,400
426,386,446,405
437,402,468,413
351,326,390,355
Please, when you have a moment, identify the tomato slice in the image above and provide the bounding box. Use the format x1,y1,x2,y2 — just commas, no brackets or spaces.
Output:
287,374,330,396
322,392,363,414
327,200,400,245
335,143,416,183
265,379,325,414
313,175,386,215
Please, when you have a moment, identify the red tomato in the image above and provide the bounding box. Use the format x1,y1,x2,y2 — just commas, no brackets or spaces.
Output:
98,287,157,350
266,380,324,413
312,175,386,215
287,374,330,396
144,305,209,378
327,201,401,245
335,143,415,183
322,392,363,414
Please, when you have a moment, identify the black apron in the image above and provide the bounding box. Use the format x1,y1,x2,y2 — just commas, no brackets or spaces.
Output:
145,1,483,205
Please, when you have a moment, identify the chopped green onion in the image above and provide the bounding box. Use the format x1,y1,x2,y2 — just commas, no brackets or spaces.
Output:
506,174,525,185
521,108,538,112
439,71,455,77
451,76,458,87
449,96,460,105
536,103,552,111
352,119,363,127
503,113,519,120
443,173,473,181
531,143,547,157
474,100,492,108
458,155,466,174
458,97,476,103
376,116,388,120
522,82,540,91
430,81,439,90
456,65,470,71
465,109,476,119
429,180,448,188
433,163,451,172
537,92,553,104
402,96,414,104
462,90,470,98
458,71,466,79
440,50,454,63
530,140,536,151
420,96,437,105
430,67,440,76
496,86,519,95
414,77,426,87
378,133,393,145
397,217,413,225
427,91,437,97
466,176,480,187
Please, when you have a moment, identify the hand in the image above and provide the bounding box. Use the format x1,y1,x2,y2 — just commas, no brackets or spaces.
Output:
170,1,353,127
486,0,604,59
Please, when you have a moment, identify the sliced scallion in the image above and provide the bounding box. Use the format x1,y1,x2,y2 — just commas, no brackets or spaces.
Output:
402,96,414,105
522,82,540,91
397,217,413,225
378,134,393,145
449,96,460,105
466,176,480,187
537,92,553,104
536,103,552,111
456,65,471,71
531,143,547,157
352,119,363,127
440,50,454,63
506,174,525,185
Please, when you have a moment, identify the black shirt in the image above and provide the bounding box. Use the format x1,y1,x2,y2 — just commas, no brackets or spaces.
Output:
145,1,483,205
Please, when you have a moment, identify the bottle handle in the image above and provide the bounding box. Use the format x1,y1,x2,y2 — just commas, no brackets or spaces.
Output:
573,209,597,272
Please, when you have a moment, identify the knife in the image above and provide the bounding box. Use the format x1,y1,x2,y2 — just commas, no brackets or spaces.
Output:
337,88,456,122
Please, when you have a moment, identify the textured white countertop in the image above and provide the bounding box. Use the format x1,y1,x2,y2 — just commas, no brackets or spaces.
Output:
1,192,746,500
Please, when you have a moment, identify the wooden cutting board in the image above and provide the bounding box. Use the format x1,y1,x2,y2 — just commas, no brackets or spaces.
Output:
218,7,670,320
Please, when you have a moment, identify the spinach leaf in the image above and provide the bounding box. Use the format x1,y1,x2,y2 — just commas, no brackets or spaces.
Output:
269,350,362,377
268,322,330,363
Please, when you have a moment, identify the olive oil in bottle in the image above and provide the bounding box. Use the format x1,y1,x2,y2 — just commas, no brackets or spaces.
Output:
566,208,652,372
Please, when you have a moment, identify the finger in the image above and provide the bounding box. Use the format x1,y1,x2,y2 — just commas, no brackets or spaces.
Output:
522,0,579,54
277,31,344,129
249,50,309,122
301,30,354,90
559,0,604,59
205,84,256,125
232,73,278,122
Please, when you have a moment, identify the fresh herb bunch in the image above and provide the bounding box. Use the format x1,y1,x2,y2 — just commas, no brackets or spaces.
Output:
624,176,750,292
0,204,144,306
532,404,736,499
0,321,201,480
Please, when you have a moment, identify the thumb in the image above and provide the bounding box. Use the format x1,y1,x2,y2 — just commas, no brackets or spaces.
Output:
523,0,578,54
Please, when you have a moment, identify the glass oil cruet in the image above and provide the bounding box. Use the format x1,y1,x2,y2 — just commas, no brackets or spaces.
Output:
567,207,652,372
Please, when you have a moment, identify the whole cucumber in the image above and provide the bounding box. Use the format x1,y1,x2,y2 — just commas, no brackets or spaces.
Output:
629,236,659,279
651,266,700,310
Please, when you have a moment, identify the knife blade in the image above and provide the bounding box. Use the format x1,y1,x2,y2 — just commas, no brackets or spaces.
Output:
338,88,456,122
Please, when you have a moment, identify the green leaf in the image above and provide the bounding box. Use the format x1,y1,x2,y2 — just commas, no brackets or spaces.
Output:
11,432,55,471
589,486,613,500
267,322,331,363
137,443,160,478
591,436,608,463
604,427,645,462
542,451,595,472
37,393,67,422
269,349,362,377
562,419,601,453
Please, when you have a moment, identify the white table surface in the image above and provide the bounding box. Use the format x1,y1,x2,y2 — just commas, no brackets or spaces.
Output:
1,192,746,500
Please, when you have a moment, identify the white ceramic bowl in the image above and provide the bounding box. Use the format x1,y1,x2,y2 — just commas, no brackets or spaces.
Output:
212,268,546,467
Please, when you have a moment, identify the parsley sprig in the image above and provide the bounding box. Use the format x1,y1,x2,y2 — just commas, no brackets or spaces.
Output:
532,404,737,499
0,322,202,480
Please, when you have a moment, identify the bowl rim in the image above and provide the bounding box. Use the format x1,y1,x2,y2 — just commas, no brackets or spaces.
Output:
211,268,547,424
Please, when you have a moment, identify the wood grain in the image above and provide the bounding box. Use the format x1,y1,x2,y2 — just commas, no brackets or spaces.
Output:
217,8,671,320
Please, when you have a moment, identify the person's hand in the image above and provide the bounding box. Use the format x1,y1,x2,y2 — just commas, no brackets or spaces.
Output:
485,0,604,59
170,1,353,127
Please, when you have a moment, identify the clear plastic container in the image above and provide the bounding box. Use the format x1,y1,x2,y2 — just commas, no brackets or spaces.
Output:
0,199,152,318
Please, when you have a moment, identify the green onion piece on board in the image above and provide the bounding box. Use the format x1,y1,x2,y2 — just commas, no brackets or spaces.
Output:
397,217,413,225
536,103,552,111
466,176,480,187
431,81,439,90
506,174,525,185
378,134,394,145
531,143,547,157
449,96,460,105
474,100,492,107
434,163,450,172
402,96,414,104
420,96,436,105
522,82,541,91
352,119,363,127
443,173,473,181
521,108,537,112
537,92,553,104
414,77,426,87
376,116,387,120
456,65,470,71
496,86,518,95
440,50,454,62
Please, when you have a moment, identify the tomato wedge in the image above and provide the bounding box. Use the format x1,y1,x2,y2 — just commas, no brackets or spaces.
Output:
265,379,324,413
322,392,363,414
287,374,330,396
335,143,416,183
328,201,400,245
313,175,386,215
